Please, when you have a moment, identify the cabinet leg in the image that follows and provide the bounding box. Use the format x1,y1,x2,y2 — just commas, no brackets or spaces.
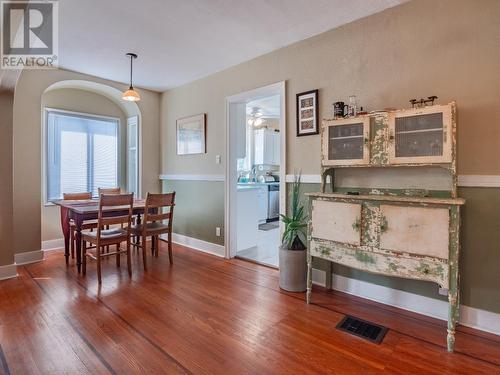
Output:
447,290,459,352
306,252,312,304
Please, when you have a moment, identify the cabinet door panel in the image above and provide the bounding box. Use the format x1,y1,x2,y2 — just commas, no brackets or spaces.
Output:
322,117,370,166
388,105,453,164
312,200,361,245
380,205,449,259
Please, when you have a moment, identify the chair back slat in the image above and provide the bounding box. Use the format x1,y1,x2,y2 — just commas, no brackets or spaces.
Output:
63,192,92,200
100,215,131,227
147,212,171,222
98,187,121,195
97,193,134,236
143,192,175,227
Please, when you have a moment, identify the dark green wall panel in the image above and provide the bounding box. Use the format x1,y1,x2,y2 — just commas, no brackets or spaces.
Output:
162,180,224,245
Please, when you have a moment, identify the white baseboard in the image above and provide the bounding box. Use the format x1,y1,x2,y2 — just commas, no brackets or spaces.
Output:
15,250,44,265
312,269,500,336
170,233,225,258
0,263,18,281
42,238,65,251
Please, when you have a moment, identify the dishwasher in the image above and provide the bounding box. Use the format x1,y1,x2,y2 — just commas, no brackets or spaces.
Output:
267,184,280,221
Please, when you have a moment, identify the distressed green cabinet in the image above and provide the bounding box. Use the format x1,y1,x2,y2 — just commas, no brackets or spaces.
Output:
308,102,463,352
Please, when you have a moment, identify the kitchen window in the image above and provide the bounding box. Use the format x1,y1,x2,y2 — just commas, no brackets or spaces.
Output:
45,109,119,201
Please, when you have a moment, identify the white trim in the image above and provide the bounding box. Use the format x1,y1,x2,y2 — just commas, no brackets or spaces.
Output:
170,233,225,258
42,238,65,251
14,250,44,266
159,174,225,182
225,81,286,259
312,269,500,336
0,264,18,281
458,175,500,188
286,174,500,188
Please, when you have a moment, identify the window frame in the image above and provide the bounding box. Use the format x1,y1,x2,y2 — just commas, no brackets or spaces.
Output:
42,107,121,205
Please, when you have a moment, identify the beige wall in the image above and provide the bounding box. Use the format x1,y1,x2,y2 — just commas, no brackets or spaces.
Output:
13,68,161,254
161,0,500,176
41,88,128,241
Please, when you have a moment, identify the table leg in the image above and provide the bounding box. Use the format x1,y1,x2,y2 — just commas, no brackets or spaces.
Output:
75,217,83,273
60,207,70,264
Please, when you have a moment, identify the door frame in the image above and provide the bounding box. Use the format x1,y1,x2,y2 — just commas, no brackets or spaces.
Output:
224,81,286,259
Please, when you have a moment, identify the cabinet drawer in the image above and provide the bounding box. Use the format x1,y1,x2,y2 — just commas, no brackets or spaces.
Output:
380,205,449,259
311,200,361,245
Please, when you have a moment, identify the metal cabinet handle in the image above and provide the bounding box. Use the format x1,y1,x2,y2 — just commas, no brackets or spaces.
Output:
352,218,361,232
380,215,388,233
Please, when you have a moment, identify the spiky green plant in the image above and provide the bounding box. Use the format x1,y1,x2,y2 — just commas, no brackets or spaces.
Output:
280,172,307,250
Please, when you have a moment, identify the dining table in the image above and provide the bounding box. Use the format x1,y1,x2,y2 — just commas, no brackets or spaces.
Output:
54,198,149,273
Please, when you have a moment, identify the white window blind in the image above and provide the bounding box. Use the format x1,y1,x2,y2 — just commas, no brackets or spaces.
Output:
46,110,119,201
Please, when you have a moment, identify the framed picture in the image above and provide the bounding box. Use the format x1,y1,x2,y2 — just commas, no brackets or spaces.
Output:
176,113,206,155
296,89,319,137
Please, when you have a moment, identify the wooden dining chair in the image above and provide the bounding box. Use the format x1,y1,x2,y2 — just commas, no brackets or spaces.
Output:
131,192,175,270
97,187,122,252
63,192,97,259
82,193,134,284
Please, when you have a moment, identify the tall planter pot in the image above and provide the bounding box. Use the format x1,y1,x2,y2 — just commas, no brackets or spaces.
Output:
279,245,307,292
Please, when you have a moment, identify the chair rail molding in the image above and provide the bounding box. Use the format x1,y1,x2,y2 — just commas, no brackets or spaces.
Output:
159,174,225,182
285,174,500,187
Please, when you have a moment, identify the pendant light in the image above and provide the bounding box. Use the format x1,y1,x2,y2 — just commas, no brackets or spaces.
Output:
122,53,141,102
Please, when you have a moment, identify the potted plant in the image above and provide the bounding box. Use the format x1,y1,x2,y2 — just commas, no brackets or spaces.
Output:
279,173,308,292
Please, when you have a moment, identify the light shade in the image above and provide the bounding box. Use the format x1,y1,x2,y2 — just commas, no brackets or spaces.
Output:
122,88,141,102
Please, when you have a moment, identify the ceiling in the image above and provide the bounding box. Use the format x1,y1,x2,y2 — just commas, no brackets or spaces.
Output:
58,0,407,91
247,95,281,118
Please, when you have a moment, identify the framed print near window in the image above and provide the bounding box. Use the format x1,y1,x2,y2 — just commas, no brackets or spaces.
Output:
296,89,319,137
176,113,206,155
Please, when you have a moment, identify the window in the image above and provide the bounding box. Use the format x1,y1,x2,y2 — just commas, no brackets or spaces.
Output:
45,109,119,201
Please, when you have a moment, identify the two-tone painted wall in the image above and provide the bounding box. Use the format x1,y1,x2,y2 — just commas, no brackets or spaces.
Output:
161,0,500,314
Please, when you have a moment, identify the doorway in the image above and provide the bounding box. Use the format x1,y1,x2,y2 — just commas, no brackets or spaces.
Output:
225,82,286,268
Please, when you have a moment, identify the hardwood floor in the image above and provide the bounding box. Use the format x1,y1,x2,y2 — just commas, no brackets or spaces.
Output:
0,244,499,374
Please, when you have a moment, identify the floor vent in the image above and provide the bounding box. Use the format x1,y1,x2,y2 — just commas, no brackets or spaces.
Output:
336,316,388,344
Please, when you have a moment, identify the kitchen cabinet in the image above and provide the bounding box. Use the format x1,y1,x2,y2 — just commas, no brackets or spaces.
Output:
254,128,280,165
256,185,268,223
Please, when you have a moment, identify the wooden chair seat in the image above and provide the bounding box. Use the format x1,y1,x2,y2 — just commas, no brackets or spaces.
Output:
131,222,169,235
83,228,128,243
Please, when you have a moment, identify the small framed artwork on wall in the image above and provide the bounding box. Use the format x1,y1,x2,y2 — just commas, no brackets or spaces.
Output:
176,113,206,155
296,89,319,137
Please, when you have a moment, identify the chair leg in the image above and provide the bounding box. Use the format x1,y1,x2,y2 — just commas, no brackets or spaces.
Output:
82,240,87,275
151,235,155,256
142,235,147,271
127,239,132,277
70,228,75,259
97,246,102,284
168,233,173,265
116,243,120,268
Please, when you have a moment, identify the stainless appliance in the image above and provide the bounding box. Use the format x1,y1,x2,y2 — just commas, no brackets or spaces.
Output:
267,184,280,220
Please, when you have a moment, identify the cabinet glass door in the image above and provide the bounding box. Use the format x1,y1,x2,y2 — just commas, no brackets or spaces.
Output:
322,117,370,166
389,105,452,164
